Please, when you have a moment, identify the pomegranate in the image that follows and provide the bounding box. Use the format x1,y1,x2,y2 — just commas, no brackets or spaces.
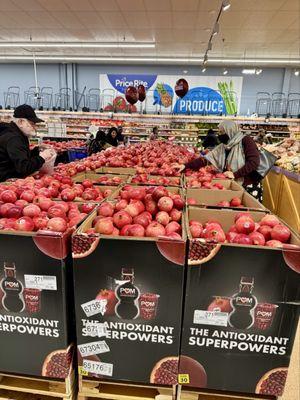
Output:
47,217,68,233
167,232,182,239
187,198,197,205
233,234,253,245
33,216,49,230
133,213,151,228
120,224,133,236
129,199,145,214
95,218,114,235
152,186,168,201
48,206,66,219
82,179,93,188
6,206,23,219
34,196,54,211
165,221,181,235
115,199,128,211
155,211,170,226
145,222,166,237
249,232,266,246
190,224,203,238
1,190,17,203
234,212,251,223
127,224,145,237
125,203,140,218
230,197,242,207
60,189,76,202
14,216,35,231
158,196,174,212
169,208,182,222
258,225,273,241
98,203,114,217
80,203,95,214
113,211,133,229
145,199,158,215
20,190,35,203
23,204,41,218
15,199,28,208
202,225,226,243
173,197,184,210
0,203,15,217
260,214,280,228
235,216,255,234
226,231,238,243
217,200,230,207
266,240,283,248
271,224,291,243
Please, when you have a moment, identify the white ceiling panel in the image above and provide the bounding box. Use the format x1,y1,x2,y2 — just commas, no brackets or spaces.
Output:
99,12,128,29
171,0,199,11
144,0,171,11
29,12,63,28
63,0,94,11
172,12,198,29
0,0,19,11
148,12,173,28
266,11,299,29
116,0,145,12
36,0,70,11
280,0,300,10
122,11,151,29
89,0,119,11
74,12,104,28
50,12,85,29
11,0,44,11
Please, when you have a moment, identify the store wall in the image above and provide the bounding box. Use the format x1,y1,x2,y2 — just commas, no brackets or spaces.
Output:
0,63,297,115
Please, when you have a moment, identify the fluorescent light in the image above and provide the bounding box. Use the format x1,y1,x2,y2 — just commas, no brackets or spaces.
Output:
0,42,155,48
183,70,188,74
201,67,206,73
242,69,256,75
295,70,300,76
223,68,228,75
222,0,231,11
212,22,219,36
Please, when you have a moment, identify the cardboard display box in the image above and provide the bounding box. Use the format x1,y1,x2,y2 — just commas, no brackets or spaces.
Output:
186,188,266,211
185,178,243,191
0,229,75,378
130,174,181,187
72,196,186,385
74,173,129,186
96,167,136,175
179,207,300,397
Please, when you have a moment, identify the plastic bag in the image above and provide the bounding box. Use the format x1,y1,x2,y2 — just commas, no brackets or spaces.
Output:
40,151,57,175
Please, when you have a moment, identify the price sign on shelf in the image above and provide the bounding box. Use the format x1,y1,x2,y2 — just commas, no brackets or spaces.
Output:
82,360,113,377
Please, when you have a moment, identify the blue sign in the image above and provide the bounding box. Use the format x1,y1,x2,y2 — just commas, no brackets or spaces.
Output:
106,74,157,94
173,87,226,115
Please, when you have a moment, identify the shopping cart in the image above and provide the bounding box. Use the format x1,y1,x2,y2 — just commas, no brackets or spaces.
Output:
67,147,88,162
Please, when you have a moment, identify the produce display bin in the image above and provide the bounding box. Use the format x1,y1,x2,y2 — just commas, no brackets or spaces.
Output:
184,177,243,191
179,207,300,397
186,188,266,211
74,173,129,186
0,230,74,378
72,200,186,385
263,167,299,232
96,167,136,175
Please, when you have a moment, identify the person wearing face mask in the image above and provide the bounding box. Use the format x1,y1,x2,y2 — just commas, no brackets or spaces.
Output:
0,104,52,182
175,120,261,187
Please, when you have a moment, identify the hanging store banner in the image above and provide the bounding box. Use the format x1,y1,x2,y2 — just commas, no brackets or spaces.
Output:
99,74,243,115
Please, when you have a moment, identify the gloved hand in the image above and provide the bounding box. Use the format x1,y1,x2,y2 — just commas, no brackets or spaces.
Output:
40,148,56,161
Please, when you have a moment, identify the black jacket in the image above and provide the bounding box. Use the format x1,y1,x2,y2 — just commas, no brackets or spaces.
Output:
0,122,45,182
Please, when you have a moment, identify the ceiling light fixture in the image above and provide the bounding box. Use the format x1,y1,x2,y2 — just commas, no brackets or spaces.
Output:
203,54,208,65
255,69,262,75
201,67,206,73
212,22,219,36
242,69,256,75
0,41,155,48
295,69,300,76
183,70,188,74
223,68,228,75
222,0,231,11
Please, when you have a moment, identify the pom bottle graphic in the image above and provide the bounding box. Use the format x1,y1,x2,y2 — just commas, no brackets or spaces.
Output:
0,262,25,313
228,277,257,330
115,268,140,319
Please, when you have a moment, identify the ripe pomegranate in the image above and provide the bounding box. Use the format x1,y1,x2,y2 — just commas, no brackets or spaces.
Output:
190,223,203,238
113,211,133,229
226,231,238,243
152,186,168,201
34,196,54,211
20,190,35,203
1,190,17,203
170,208,182,222
258,225,273,241
173,197,184,210
129,199,145,214
120,224,133,236
115,199,128,211
165,221,181,235
233,234,253,245
145,199,158,215
266,240,283,248
33,216,49,230
127,224,145,237
60,189,76,202
15,199,28,208
158,196,174,212
167,232,182,239
260,214,280,228
95,218,114,235
249,232,266,246
0,203,15,217
133,213,151,228
23,204,41,218
48,206,66,219
125,203,140,218
82,179,93,188
47,217,68,233
14,216,35,232
230,197,242,207
271,224,291,243
187,198,197,205
235,216,255,234
155,211,170,226
80,203,95,214
145,222,166,237
6,206,23,219
98,202,114,217
128,187,146,201
217,200,230,207
202,225,226,243
234,212,251,223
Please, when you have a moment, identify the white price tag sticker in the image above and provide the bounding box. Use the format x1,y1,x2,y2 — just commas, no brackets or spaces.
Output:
78,340,110,357
85,323,108,338
82,360,113,377
81,299,107,317
193,310,228,327
24,275,57,290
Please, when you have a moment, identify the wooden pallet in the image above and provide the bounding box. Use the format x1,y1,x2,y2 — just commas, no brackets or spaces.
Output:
0,370,76,400
78,376,176,400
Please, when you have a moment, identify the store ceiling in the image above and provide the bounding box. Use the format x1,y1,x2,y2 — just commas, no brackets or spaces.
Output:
0,0,299,65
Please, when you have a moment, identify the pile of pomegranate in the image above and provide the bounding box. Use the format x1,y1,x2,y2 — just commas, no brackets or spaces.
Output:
131,174,180,186
216,198,242,207
54,142,196,177
88,185,184,239
185,167,228,188
189,213,292,247
42,140,86,152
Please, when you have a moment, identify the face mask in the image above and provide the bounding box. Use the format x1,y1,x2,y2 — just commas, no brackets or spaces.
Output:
218,133,229,144
16,119,37,137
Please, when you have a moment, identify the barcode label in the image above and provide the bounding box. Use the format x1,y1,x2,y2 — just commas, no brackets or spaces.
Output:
193,310,228,327
24,275,57,290
81,299,107,317
85,322,108,338
82,360,113,377
78,340,110,357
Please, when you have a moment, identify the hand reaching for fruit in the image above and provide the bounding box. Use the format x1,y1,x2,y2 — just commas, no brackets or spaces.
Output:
224,171,235,179
172,163,185,172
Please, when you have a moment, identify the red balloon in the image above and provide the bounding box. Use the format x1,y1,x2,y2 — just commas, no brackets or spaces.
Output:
175,78,189,98
125,86,138,105
138,85,146,102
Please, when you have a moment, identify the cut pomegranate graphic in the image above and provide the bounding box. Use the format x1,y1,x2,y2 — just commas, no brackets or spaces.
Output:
255,367,288,396
179,355,207,387
283,244,300,273
150,356,178,385
188,240,221,265
72,234,100,258
42,348,72,378
33,232,69,260
156,238,185,266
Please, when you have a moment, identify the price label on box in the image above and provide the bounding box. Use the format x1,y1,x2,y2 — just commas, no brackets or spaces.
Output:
24,275,57,290
178,374,190,384
81,299,107,317
78,340,110,357
82,360,113,377
85,322,108,338
193,310,228,327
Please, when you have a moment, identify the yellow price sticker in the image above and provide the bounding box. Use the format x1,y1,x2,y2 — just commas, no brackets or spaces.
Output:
178,374,190,384
78,366,88,376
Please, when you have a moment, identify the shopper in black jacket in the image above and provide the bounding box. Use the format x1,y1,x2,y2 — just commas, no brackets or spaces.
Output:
202,129,218,149
0,105,51,182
